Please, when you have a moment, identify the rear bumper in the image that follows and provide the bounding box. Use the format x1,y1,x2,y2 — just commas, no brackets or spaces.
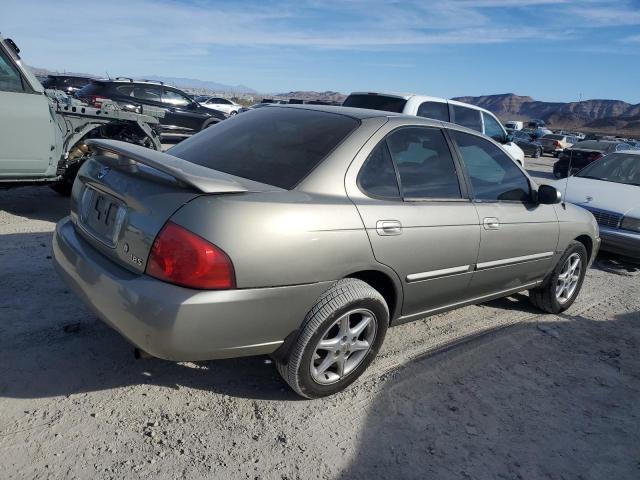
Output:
599,226,640,260
53,217,332,361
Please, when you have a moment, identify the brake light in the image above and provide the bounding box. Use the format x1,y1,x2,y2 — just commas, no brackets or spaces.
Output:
146,222,235,290
553,141,562,147
588,152,603,161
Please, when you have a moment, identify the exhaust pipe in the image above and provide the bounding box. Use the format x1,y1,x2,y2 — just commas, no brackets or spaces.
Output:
133,348,154,360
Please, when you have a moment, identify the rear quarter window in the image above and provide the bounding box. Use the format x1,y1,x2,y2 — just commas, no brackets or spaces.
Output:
168,107,359,189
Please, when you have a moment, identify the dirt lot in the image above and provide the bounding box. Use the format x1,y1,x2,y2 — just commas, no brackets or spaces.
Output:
1,154,639,479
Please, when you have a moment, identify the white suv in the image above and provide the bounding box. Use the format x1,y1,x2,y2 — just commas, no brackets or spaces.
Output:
196,96,241,115
343,92,526,167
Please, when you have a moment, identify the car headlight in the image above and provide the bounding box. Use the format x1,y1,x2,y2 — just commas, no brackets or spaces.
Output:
621,216,640,233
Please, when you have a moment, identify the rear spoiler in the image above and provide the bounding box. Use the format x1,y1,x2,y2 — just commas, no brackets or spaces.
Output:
86,139,248,194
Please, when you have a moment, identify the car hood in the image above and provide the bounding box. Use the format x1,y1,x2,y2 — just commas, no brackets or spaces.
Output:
554,176,640,216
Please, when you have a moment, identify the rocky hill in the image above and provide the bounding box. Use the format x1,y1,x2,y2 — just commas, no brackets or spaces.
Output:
274,91,346,103
452,93,640,135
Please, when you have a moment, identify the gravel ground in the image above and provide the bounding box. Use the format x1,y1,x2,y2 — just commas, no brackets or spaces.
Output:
1,154,639,479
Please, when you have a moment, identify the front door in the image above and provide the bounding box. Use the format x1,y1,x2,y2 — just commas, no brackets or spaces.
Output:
450,130,559,297
349,126,481,317
0,46,54,178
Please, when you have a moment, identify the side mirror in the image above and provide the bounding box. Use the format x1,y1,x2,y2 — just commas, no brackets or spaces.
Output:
505,133,514,143
537,184,562,204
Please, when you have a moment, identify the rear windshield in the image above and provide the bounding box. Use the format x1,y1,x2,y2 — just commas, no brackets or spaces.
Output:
543,134,564,140
343,94,407,113
573,140,613,151
168,107,359,189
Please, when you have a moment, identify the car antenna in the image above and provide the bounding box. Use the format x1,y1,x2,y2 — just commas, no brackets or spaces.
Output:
106,71,111,80
562,149,574,210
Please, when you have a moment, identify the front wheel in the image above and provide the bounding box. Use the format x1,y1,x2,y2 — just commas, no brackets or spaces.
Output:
275,278,389,399
529,241,588,313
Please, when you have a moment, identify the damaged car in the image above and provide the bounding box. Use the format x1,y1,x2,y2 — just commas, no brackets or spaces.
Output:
0,35,163,195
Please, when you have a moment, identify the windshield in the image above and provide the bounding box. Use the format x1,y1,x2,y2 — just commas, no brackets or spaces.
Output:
343,94,407,113
168,107,359,189
576,153,640,186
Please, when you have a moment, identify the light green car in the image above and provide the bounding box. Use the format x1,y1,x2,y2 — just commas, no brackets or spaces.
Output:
0,35,163,195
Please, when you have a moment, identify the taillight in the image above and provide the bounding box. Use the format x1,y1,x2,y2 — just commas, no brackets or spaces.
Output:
146,222,235,290
553,141,562,147
588,152,603,161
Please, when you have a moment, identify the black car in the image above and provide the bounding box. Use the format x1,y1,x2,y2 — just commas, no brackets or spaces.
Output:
511,130,543,158
41,75,93,95
553,140,631,178
76,79,226,135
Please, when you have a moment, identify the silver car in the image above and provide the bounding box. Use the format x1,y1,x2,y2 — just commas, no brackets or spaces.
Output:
555,151,640,261
53,105,599,398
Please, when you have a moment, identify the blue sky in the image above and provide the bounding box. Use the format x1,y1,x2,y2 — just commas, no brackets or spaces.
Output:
4,0,640,102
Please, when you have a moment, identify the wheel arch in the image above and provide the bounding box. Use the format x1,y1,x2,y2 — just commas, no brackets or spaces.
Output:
344,269,402,323
574,234,594,262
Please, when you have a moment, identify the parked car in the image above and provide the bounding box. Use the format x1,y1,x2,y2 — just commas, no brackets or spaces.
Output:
76,79,226,136
195,96,241,115
539,133,580,157
505,120,523,131
342,92,526,166
0,35,162,195
41,74,93,95
555,151,640,261
553,140,632,178
512,130,544,158
53,105,599,398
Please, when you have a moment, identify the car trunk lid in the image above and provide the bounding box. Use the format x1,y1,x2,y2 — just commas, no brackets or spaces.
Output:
70,140,255,274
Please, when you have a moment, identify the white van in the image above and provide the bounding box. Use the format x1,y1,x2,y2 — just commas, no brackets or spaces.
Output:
343,92,525,166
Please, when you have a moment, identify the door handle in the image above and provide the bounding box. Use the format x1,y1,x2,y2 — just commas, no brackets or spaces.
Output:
376,220,402,236
483,217,500,230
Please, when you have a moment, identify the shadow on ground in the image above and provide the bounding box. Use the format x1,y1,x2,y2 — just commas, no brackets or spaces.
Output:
342,311,640,480
0,186,70,223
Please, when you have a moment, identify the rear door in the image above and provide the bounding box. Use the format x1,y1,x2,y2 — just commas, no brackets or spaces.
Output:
162,88,203,132
0,45,55,178
451,130,559,297
349,126,481,317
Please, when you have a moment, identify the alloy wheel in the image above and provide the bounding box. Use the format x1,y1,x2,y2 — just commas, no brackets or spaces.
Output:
556,253,582,304
310,309,377,385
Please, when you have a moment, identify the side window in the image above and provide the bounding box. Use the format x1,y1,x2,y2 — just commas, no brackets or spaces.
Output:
358,143,401,200
452,105,482,132
162,89,191,107
482,112,506,142
132,85,162,102
453,131,530,202
416,101,450,122
0,48,25,93
387,127,461,199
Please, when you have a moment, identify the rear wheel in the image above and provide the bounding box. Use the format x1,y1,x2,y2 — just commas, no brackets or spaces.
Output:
529,241,588,313
533,147,542,158
275,278,389,399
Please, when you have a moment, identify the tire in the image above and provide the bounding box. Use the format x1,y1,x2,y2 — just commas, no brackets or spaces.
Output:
275,278,389,399
533,147,541,158
230,110,238,116
529,241,588,314
49,163,81,196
